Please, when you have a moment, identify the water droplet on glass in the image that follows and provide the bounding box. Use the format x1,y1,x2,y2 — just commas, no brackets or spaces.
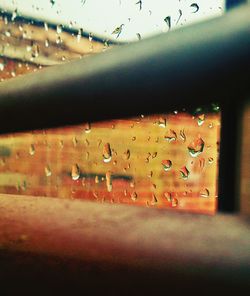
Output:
59,140,64,148
164,130,177,142
180,166,189,180
95,176,99,184
147,171,153,178
132,136,136,141
5,30,11,37
180,129,186,142
21,180,27,191
131,191,137,201
31,44,39,58
158,117,166,128
151,183,157,190
85,122,91,133
45,39,49,47
56,24,63,34
71,164,80,180
0,63,5,71
130,180,135,188
208,157,214,164
72,136,78,147
162,160,172,172
103,143,112,163
45,165,52,177
29,144,35,156
200,188,210,198
97,139,102,147
44,22,49,31
152,152,157,159
123,149,130,160
106,171,112,192
197,114,205,126
188,137,205,157
164,192,172,202
151,194,158,205
171,197,178,207
85,151,89,160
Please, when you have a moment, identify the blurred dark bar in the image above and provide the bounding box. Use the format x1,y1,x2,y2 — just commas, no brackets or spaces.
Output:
0,194,250,294
226,0,247,10
0,4,249,134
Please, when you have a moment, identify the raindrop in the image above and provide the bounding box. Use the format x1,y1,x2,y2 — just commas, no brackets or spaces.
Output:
45,165,52,177
5,30,11,37
147,171,153,178
180,166,189,180
29,144,35,156
0,63,5,71
164,130,177,142
72,136,78,147
151,183,157,190
56,24,63,34
123,149,130,160
162,160,172,172
164,16,171,30
85,151,89,160
45,39,49,47
131,191,137,201
190,3,199,13
152,152,157,159
44,22,49,31
103,143,112,163
176,9,182,25
151,193,158,205
180,129,186,142
188,137,205,157
85,122,91,133
59,140,64,148
164,192,172,202
197,114,205,126
21,180,27,191
208,157,214,164
130,180,135,188
106,171,112,192
200,188,210,198
71,164,80,180
56,36,62,44
31,44,39,58
111,24,124,39
11,9,17,21
97,139,102,147
136,0,142,10
171,197,178,208
199,158,205,170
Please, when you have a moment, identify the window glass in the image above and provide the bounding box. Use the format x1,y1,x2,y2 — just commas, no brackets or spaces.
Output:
0,1,222,214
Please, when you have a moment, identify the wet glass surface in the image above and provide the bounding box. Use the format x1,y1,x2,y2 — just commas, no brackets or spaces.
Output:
0,1,222,214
